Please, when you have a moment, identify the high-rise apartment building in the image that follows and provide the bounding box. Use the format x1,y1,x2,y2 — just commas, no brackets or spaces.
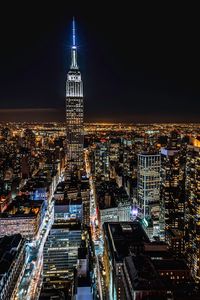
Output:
160,148,185,237
66,19,84,172
137,153,161,236
184,142,200,282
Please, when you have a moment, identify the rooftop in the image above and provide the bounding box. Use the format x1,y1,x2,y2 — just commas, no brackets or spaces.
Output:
21,177,50,192
97,181,130,209
152,258,190,271
124,255,166,291
55,197,82,206
52,221,82,231
54,179,89,196
0,195,44,218
103,221,150,262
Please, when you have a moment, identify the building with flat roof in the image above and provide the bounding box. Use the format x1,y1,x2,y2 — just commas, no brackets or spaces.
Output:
152,258,191,283
97,181,131,225
54,177,90,226
103,221,195,299
123,255,168,299
43,222,82,293
0,234,26,300
74,247,92,300
103,221,150,299
54,197,82,223
0,196,45,238
100,204,131,224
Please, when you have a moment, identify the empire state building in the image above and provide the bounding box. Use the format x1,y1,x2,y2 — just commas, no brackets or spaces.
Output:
66,19,84,171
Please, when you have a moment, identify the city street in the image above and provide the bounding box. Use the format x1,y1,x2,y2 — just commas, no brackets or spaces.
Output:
12,170,65,300
85,150,105,300
13,198,55,300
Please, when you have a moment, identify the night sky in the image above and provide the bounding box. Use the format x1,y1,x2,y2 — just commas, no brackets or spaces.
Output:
0,3,199,122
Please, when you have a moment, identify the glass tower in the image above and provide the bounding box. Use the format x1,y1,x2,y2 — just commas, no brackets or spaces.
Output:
137,152,161,236
66,18,84,172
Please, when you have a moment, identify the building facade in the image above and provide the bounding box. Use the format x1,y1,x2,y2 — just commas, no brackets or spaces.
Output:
0,234,26,300
66,19,84,172
0,198,45,238
94,142,109,180
184,143,200,282
103,221,150,300
137,153,161,236
160,148,185,238
100,203,131,224
43,224,82,289
103,222,193,300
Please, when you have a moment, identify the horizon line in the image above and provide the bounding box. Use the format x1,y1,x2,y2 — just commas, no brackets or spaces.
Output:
0,108,199,124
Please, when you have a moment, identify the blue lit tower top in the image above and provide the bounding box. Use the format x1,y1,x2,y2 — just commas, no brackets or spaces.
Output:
66,17,83,98
71,17,78,70
72,17,76,46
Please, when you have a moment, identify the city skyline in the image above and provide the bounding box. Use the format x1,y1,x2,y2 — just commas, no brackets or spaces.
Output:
1,122,200,298
1,7,200,299
0,4,200,122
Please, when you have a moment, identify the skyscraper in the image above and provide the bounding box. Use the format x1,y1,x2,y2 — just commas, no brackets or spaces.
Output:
66,18,84,172
160,142,185,236
184,140,200,282
137,152,161,236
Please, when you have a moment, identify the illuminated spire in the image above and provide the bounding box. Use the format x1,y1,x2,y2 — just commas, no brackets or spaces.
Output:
72,16,76,47
71,17,78,69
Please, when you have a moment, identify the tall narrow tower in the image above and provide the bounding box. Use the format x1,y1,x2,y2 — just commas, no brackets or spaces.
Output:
137,152,161,237
66,18,84,172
